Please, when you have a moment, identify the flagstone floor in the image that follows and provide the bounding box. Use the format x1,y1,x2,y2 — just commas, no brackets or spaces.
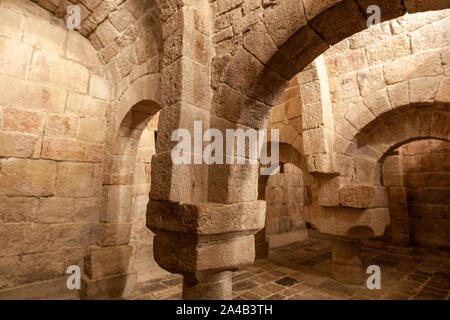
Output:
133,238,450,300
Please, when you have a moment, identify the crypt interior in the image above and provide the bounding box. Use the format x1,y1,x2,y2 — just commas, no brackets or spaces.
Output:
0,0,449,300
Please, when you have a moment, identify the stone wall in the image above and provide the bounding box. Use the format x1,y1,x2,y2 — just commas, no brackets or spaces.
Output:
324,10,449,150
130,113,170,284
264,164,307,248
0,1,108,296
0,0,448,300
0,0,165,298
401,140,450,251
268,77,303,154
382,151,411,247
380,139,450,252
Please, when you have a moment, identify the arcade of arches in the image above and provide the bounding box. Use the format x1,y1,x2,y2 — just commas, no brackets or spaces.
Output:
0,0,448,300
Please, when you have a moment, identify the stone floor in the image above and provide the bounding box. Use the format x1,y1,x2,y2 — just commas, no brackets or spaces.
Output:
133,238,450,300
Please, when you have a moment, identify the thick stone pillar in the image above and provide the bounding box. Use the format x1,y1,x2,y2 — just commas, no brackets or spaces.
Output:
147,200,265,300
306,180,390,285
331,237,363,285
147,0,227,300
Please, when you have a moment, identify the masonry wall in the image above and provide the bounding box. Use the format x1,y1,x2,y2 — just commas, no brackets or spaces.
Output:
381,139,450,252
268,77,303,154
382,151,411,247
131,113,170,284
402,140,450,252
0,1,108,295
322,10,449,165
265,164,307,248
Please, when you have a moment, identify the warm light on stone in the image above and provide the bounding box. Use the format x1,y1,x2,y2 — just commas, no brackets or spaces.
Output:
0,0,448,301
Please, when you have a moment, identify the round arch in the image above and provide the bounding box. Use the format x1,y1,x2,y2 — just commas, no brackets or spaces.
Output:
348,103,450,185
211,0,448,130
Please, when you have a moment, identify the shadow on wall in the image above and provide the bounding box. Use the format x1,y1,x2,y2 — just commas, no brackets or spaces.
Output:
256,143,313,257
381,139,450,253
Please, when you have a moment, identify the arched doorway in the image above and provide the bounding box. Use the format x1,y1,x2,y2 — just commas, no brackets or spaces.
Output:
381,139,450,253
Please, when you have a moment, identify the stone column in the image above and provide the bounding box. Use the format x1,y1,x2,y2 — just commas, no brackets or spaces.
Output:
183,272,233,300
147,200,265,300
146,0,229,300
331,237,363,285
254,228,269,259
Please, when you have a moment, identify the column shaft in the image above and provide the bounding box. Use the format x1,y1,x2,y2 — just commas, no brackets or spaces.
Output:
182,271,233,300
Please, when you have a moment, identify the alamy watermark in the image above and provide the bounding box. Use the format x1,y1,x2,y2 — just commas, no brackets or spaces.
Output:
66,5,81,30
366,265,381,290
367,5,381,28
66,265,81,290
65,4,382,30
171,121,280,175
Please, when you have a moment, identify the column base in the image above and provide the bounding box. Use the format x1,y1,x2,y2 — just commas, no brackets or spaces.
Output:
182,271,232,300
80,272,136,300
331,237,363,285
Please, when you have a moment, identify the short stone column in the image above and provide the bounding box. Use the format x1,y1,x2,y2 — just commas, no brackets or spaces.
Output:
147,200,266,300
331,237,363,285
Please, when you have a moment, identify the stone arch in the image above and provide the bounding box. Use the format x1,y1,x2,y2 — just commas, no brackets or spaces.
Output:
82,98,161,299
200,3,449,291
301,9,450,236
297,101,449,285
29,0,164,90
211,0,448,129
15,0,166,300
256,142,312,257
342,103,450,254
258,142,307,201
377,138,450,250
348,103,450,186
314,102,450,238
207,2,450,210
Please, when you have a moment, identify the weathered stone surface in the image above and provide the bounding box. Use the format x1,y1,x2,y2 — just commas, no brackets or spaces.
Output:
0,37,33,79
31,50,89,93
1,0,449,301
207,163,259,204
153,233,255,275
0,159,56,196
384,51,443,84
97,223,132,247
48,223,98,251
77,118,106,143
148,200,265,235
81,272,137,300
56,163,102,198
0,132,40,158
85,245,134,280
41,138,84,161
309,0,366,45
45,114,78,138
263,0,307,47
0,75,66,113
2,107,45,135
102,185,134,223
183,271,232,300
339,186,374,209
